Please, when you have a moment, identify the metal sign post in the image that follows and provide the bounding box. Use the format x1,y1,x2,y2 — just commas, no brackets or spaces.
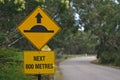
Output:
38,75,41,80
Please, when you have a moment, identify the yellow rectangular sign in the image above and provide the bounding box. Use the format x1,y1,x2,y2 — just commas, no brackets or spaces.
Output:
24,51,55,74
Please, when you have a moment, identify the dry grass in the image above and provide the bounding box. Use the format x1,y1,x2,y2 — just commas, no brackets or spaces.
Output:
54,59,64,80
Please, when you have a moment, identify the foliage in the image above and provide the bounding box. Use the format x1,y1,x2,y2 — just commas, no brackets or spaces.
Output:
60,31,96,54
100,51,116,64
71,0,120,66
115,53,120,66
0,47,35,80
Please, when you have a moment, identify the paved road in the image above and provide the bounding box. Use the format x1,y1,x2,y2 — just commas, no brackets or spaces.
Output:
60,56,120,80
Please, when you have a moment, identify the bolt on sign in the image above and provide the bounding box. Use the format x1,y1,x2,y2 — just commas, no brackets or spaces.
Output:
17,6,61,50
24,51,55,74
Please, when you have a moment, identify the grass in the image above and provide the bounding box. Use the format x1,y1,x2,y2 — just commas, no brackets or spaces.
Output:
54,59,64,80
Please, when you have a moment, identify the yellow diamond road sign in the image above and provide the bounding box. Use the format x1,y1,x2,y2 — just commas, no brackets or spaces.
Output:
17,6,61,50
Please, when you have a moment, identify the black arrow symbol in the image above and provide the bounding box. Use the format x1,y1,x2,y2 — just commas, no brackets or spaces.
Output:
35,13,42,23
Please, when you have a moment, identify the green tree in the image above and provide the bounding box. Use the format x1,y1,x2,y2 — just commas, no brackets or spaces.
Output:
0,0,25,47
72,0,120,65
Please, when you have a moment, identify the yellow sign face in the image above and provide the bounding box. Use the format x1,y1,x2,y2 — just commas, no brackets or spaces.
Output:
17,6,61,50
24,51,55,74
41,45,51,51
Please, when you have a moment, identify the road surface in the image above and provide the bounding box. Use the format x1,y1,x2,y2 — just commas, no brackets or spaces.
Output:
60,56,120,80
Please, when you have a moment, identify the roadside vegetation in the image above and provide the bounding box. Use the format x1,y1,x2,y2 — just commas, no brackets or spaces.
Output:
54,59,64,80
0,47,36,80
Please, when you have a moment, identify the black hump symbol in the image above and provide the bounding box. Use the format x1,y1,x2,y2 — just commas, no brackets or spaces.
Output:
24,25,54,33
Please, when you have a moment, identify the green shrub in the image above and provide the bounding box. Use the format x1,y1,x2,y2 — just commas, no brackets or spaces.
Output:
0,47,35,80
0,63,30,80
100,51,116,64
115,54,120,66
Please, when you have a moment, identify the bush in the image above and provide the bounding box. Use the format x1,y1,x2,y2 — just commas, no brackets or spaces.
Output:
0,63,29,80
0,47,35,80
100,50,120,67
115,54,120,66
100,51,116,64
